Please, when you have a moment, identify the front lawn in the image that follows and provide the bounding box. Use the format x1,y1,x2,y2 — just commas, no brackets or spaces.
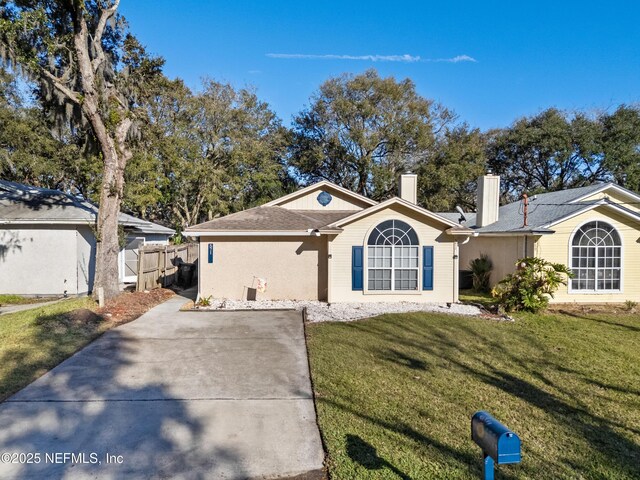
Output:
306,310,640,479
0,298,104,401
459,289,495,309
0,289,175,402
0,294,56,306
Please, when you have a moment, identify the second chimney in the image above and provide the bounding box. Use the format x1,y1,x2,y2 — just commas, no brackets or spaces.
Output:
399,173,417,204
476,174,500,227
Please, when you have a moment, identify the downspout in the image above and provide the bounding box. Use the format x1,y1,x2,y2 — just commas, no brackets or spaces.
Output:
196,237,202,303
460,231,478,246
76,230,79,296
453,241,459,303
326,237,333,304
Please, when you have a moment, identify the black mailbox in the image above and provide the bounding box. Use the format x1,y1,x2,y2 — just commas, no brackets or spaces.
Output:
471,411,521,465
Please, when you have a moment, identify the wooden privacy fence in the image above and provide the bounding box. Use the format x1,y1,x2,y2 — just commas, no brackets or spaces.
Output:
137,243,199,291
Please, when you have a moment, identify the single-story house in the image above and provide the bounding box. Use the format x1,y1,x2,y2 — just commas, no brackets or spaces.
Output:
441,174,640,303
0,180,174,296
185,175,473,303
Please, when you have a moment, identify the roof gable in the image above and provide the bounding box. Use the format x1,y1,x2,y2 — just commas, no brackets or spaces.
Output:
329,197,462,229
570,183,640,209
543,200,640,228
263,181,377,210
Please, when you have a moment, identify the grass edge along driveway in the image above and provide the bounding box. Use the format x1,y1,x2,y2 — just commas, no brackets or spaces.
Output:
306,309,640,479
0,289,175,403
0,298,104,402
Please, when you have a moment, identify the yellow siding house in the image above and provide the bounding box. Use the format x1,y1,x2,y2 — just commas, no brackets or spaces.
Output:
450,175,640,303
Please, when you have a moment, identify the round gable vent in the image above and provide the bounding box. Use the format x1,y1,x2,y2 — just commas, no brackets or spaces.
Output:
317,191,332,207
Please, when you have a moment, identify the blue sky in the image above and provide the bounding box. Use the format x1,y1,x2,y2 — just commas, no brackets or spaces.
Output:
120,0,640,131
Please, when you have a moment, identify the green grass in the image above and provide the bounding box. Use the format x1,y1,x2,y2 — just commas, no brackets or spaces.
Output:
459,289,496,309
0,298,106,401
307,310,640,479
0,294,54,306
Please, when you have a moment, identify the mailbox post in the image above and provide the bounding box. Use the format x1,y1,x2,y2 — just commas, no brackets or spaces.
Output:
471,411,521,480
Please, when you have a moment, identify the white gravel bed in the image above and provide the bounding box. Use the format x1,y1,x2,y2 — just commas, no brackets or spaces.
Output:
195,298,482,322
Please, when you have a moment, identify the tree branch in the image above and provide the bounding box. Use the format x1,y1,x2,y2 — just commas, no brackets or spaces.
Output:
94,0,120,43
115,117,132,144
42,70,81,104
90,1,120,72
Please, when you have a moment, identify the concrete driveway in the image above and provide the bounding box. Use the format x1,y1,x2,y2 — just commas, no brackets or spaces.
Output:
0,294,325,479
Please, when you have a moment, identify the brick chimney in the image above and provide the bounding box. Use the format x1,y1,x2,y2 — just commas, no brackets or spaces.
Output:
398,173,417,204
476,173,500,227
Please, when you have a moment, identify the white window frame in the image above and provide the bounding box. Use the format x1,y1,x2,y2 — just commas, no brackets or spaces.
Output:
567,220,623,294
364,219,422,295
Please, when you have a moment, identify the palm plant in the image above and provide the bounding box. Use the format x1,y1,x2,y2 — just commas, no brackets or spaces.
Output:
469,254,493,292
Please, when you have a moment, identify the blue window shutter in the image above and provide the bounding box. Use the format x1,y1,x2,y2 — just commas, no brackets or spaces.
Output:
352,246,363,291
423,246,434,290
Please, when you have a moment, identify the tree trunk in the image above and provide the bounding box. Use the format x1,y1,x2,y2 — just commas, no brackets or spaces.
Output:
93,158,122,300
71,2,130,300
93,119,132,300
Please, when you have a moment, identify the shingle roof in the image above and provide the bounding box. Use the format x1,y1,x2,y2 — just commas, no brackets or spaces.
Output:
439,183,639,234
437,212,475,225
0,180,174,235
290,210,358,228
185,206,353,232
118,212,176,235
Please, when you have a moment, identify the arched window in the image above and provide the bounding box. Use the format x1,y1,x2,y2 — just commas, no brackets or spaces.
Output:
570,221,621,291
367,220,419,291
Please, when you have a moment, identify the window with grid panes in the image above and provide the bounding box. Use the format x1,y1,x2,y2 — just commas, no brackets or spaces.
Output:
367,220,419,291
570,221,621,292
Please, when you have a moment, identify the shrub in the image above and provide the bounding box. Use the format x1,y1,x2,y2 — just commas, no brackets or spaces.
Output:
196,295,212,307
491,257,572,313
172,232,184,245
624,300,638,312
469,254,493,292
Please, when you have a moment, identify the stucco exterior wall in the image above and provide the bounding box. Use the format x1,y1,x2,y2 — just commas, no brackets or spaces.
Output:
76,225,96,294
534,206,640,303
277,186,370,211
328,204,457,303
459,236,534,287
0,224,80,295
198,236,327,300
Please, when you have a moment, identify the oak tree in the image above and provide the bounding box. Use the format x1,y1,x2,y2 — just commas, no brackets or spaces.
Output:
486,108,606,200
600,105,640,192
416,125,487,211
290,69,454,200
0,1,163,298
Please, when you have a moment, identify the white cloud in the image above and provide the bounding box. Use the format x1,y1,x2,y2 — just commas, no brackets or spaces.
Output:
433,55,477,63
266,53,477,63
266,53,420,62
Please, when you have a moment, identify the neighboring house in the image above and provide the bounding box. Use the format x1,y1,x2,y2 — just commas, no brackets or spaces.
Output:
0,180,174,296
185,175,473,303
441,174,640,303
